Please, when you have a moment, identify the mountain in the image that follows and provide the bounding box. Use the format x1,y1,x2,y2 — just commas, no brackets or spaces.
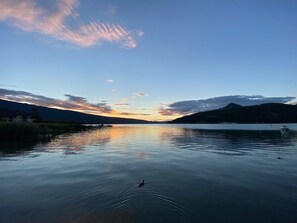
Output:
0,99,149,124
170,103,297,124
220,103,242,110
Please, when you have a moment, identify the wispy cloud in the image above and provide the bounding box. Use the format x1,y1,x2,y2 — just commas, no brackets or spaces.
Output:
64,94,87,103
115,103,130,106
0,88,150,117
137,31,144,37
0,0,143,48
133,92,149,98
159,95,296,116
120,112,150,116
0,88,112,114
114,97,130,106
106,79,114,83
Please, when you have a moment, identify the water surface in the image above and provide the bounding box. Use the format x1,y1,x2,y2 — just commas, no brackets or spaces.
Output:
1,125,297,223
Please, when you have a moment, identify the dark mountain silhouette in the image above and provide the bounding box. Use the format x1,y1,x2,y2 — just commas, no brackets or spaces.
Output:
170,103,297,124
0,99,149,124
220,103,242,110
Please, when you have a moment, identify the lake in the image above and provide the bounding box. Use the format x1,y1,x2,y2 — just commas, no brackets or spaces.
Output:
1,124,297,223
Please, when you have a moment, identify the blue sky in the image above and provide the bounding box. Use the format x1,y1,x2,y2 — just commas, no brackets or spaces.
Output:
0,0,296,121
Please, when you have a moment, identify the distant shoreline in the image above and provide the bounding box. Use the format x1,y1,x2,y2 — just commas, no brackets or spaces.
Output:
114,123,297,131
164,123,297,131
0,122,106,141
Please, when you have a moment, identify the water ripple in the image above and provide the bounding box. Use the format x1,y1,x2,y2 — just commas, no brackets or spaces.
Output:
1,125,297,223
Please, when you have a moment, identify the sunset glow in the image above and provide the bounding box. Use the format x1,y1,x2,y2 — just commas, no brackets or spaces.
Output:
1,0,296,121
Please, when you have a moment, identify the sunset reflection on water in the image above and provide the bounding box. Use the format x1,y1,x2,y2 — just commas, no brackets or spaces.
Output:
1,125,297,223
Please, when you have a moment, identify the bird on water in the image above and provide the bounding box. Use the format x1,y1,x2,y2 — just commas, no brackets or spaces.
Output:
139,180,145,188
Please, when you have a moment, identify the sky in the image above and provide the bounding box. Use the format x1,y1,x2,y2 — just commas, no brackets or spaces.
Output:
0,0,296,121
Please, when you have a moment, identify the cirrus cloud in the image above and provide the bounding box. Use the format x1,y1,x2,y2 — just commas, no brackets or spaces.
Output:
0,0,143,48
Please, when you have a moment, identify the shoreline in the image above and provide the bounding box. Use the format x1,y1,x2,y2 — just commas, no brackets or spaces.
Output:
115,123,297,131
165,123,297,131
0,122,107,141
0,122,110,153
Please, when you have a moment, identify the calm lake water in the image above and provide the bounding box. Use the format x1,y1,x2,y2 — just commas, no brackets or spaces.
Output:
1,124,297,223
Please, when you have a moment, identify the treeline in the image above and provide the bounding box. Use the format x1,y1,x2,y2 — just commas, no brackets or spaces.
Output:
0,122,97,141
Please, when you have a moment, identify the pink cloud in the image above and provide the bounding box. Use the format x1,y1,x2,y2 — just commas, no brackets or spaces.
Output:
115,103,130,106
114,97,129,106
158,107,182,116
133,92,149,98
0,88,113,114
119,112,150,116
0,88,151,117
0,0,142,48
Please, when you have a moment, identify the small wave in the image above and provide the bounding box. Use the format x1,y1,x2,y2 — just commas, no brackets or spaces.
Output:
145,187,187,216
145,185,205,222
104,184,136,223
